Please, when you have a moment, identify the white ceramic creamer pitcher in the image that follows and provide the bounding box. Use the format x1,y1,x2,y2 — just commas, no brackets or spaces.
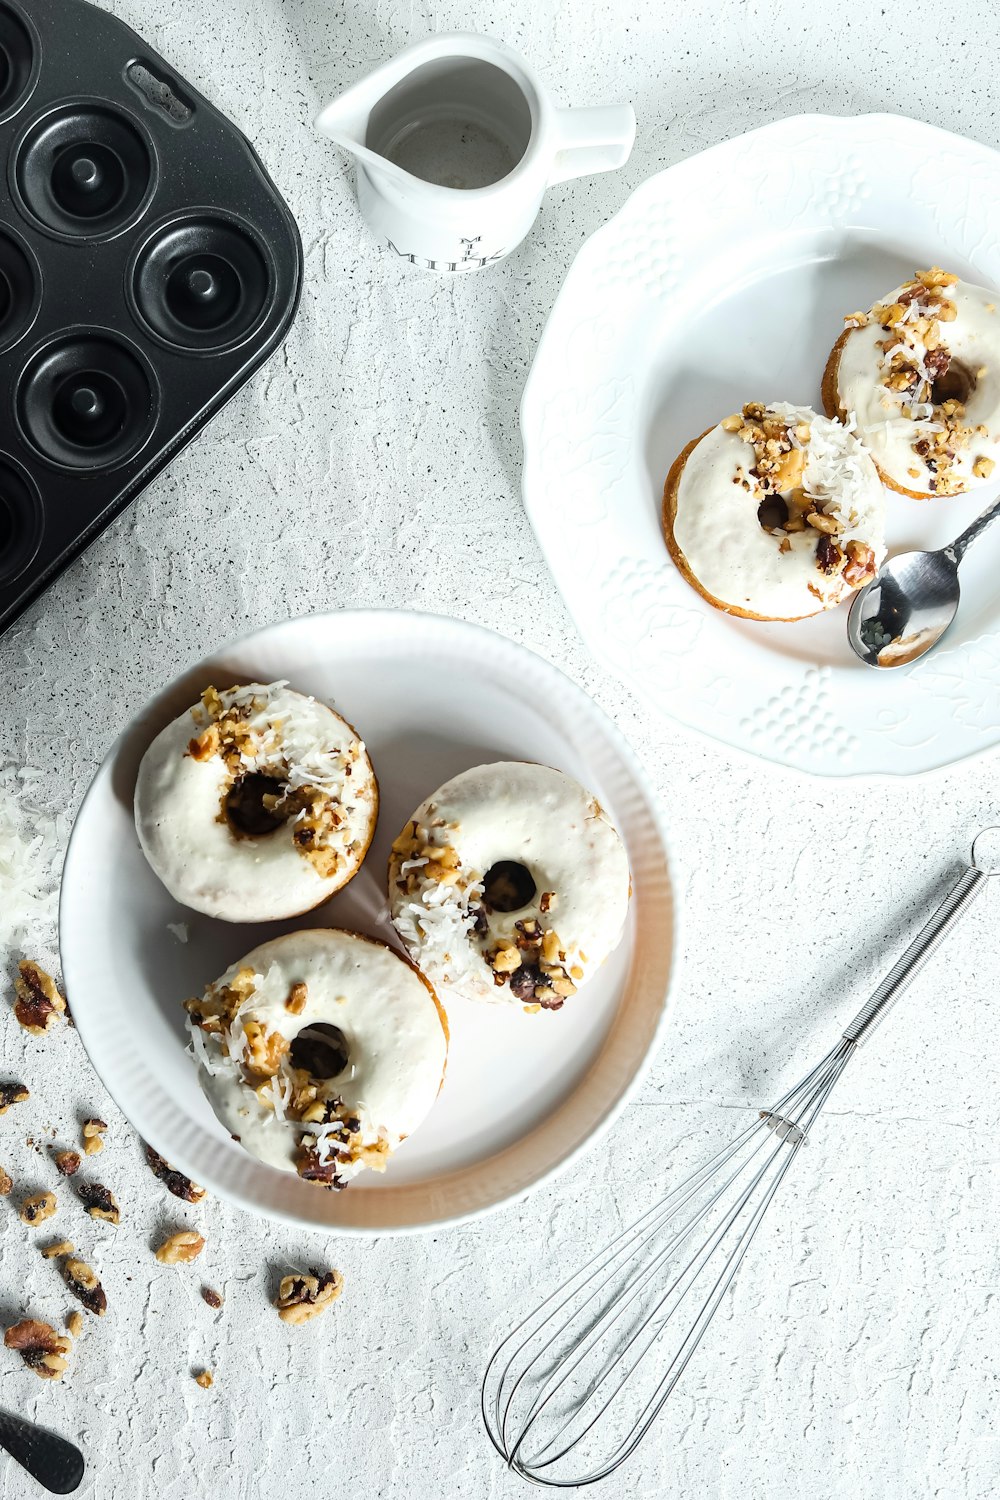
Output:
316,33,636,272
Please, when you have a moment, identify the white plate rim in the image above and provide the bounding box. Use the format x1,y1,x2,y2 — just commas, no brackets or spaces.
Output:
520,111,1000,784
59,608,680,1235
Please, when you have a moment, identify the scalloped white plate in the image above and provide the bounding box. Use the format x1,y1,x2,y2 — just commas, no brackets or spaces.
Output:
60,612,675,1234
521,113,1000,778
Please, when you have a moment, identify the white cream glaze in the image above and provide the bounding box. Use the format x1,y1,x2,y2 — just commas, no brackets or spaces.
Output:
188,929,447,1179
388,762,630,1008
134,682,377,922
672,403,886,620
835,277,1000,495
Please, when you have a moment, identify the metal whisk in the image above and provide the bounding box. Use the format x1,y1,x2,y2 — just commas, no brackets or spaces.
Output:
482,829,1000,1488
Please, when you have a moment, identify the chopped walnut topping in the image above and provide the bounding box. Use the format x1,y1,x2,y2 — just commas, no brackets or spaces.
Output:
241,1019,290,1079
4,1319,71,1379
201,1287,223,1310
865,269,980,492
538,891,557,914
843,540,877,587
82,1118,108,1155
155,1230,206,1265
485,920,578,1010
0,1166,11,1196
973,455,995,479
815,533,844,575
144,1145,206,1203
63,1257,107,1316
54,1149,81,1177
14,961,66,1035
42,1239,74,1259
0,1082,29,1113
77,1180,119,1224
195,1369,214,1388
806,511,842,535
274,1269,344,1325
20,1191,57,1225
66,1311,83,1339
285,982,308,1015
183,968,256,1039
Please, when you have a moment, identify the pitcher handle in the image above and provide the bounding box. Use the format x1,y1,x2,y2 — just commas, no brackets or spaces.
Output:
549,104,636,185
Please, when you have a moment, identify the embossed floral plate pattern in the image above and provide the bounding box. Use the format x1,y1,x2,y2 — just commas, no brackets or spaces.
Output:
521,114,1000,777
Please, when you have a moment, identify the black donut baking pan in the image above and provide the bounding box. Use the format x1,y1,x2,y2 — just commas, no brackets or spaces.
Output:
0,0,302,634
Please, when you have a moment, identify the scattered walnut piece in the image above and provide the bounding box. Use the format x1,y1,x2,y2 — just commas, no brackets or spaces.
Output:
0,1166,11,1196
20,1191,57,1225
973,455,995,479
285,981,308,1015
42,1239,74,1259
201,1287,223,1310
5,1318,71,1378
13,961,66,1035
155,1230,205,1265
77,1180,120,1224
194,1369,214,1388
63,1258,107,1316
82,1119,108,1156
0,1082,29,1113
54,1149,82,1177
144,1144,206,1203
66,1310,84,1339
274,1268,344,1325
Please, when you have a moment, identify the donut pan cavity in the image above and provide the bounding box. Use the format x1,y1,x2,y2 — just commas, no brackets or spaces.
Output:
0,0,301,629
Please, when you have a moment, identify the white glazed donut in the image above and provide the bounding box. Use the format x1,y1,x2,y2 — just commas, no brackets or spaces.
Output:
183,929,448,1188
134,681,378,922
662,402,886,622
823,267,1000,498
388,762,630,1011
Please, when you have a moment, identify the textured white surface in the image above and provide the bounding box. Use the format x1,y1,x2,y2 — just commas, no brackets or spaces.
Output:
1,0,999,1495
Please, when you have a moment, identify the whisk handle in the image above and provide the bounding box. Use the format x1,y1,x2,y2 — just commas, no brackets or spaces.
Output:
843,864,987,1045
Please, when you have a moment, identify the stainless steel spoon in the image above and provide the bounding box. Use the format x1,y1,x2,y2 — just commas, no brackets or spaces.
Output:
847,491,1000,668
0,1410,84,1493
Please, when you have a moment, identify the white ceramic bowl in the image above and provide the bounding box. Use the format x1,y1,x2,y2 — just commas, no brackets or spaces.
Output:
60,611,677,1233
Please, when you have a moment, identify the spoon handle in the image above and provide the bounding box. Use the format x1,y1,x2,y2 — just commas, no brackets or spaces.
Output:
949,491,1000,564
0,1409,84,1494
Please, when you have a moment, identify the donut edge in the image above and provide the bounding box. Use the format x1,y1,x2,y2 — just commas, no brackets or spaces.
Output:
661,427,829,623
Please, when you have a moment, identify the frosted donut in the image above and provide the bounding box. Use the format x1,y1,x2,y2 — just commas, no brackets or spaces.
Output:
135,681,378,922
662,402,886,622
183,929,448,1188
388,762,630,1012
823,267,1000,498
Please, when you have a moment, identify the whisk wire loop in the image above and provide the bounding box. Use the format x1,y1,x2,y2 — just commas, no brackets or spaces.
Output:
484,838,994,1488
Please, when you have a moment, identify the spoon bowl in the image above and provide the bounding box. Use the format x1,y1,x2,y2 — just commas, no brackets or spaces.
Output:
848,548,960,668
847,488,1000,669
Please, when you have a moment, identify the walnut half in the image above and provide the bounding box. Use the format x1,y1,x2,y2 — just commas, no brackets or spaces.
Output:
154,1230,205,1265
14,962,66,1035
77,1180,120,1224
0,1082,29,1113
274,1268,344,1325
144,1144,206,1203
20,1191,57,1225
4,1319,71,1379
63,1258,107,1316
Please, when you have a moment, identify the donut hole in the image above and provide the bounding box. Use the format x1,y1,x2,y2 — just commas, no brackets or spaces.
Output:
932,358,976,406
289,1023,350,1081
224,773,288,838
483,860,537,913
757,495,789,532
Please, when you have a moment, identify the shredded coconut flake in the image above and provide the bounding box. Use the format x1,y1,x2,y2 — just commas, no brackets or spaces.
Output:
0,768,62,963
